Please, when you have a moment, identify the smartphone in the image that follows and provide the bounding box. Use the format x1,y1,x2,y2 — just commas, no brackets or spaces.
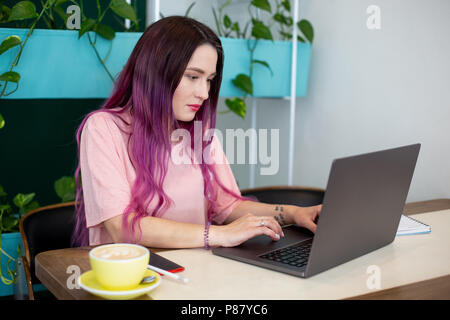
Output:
148,252,185,273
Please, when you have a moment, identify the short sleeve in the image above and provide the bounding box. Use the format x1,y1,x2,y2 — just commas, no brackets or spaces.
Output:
80,113,132,228
208,134,243,224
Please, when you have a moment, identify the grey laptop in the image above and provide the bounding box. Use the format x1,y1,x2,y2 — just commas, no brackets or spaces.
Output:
212,143,421,278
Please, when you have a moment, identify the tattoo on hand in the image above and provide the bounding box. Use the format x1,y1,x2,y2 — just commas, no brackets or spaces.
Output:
274,205,286,226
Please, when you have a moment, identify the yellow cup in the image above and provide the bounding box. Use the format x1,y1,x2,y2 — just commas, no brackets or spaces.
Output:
89,243,150,291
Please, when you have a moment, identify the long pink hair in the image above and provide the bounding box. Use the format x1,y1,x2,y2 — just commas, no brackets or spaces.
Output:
71,16,252,246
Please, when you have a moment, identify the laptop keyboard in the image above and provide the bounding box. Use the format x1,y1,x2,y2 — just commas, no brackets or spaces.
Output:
259,240,312,268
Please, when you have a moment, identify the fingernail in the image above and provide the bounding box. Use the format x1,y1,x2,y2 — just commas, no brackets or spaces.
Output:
275,234,280,240
282,231,285,237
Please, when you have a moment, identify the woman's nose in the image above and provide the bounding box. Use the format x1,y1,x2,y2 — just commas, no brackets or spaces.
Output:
195,80,209,100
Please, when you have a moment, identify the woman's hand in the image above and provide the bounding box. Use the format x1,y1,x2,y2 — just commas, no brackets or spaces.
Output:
210,213,284,248
290,204,323,233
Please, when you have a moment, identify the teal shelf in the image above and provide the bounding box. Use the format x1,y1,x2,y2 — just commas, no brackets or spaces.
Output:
0,28,311,99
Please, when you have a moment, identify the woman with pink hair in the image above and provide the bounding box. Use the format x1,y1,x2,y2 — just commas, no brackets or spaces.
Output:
71,16,321,249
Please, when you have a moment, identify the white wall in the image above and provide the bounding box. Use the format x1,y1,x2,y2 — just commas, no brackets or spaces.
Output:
159,0,450,202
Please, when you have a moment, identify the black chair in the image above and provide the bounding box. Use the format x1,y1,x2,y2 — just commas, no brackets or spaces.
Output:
19,202,76,300
241,185,325,207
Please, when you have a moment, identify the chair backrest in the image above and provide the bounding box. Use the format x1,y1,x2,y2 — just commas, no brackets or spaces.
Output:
241,186,325,207
19,202,76,284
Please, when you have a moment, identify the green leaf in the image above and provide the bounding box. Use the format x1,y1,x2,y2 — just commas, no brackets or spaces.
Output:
225,98,246,119
0,112,4,130
0,5,12,23
0,204,11,212
24,200,39,213
94,23,115,40
281,0,291,12
297,19,314,43
13,192,35,209
251,19,273,40
54,176,76,202
0,185,6,197
2,216,18,231
79,18,96,39
223,14,231,29
7,1,38,22
251,59,273,76
0,35,21,55
273,13,286,24
273,13,292,26
110,0,137,24
232,74,253,95
0,71,20,83
251,0,271,13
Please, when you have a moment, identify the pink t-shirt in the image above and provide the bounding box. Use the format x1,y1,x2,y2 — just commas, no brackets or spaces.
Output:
80,109,242,245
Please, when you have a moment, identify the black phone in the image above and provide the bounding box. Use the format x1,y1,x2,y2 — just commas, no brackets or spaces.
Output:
148,252,184,273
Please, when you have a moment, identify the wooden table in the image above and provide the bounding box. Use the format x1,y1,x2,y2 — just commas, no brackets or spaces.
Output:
35,199,450,300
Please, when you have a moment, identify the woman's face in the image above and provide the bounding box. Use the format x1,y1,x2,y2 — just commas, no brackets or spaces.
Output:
172,44,218,122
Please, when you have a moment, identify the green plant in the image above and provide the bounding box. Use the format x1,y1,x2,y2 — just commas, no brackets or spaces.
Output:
212,0,250,39
0,0,139,129
0,185,39,234
212,0,314,119
0,174,74,285
0,0,53,128
73,0,139,81
0,184,39,285
212,0,274,119
272,0,314,43
54,176,76,202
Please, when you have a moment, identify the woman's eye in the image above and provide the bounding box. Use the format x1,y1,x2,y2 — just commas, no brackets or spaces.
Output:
187,75,198,80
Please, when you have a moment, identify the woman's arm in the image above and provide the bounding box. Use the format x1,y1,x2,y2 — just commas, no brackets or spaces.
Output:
226,200,323,233
103,201,322,249
103,211,283,249
225,201,296,225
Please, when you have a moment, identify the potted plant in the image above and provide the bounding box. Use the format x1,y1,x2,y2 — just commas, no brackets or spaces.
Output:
0,185,39,297
0,176,75,297
212,0,314,118
0,0,140,122
1,0,313,119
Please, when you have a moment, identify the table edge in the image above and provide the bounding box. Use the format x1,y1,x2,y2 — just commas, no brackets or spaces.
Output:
35,199,450,300
346,198,450,299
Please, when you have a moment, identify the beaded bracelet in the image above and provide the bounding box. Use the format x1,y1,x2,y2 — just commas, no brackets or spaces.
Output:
204,221,211,250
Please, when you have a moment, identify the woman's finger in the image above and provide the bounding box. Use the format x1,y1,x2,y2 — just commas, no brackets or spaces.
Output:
303,219,317,234
256,217,283,238
256,226,281,241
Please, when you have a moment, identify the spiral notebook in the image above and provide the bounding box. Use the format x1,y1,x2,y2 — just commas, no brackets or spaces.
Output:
396,215,431,236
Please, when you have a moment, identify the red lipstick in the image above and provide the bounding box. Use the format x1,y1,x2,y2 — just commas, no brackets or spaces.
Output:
188,104,201,111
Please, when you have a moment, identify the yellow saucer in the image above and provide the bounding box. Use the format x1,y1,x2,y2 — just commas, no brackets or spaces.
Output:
78,269,161,300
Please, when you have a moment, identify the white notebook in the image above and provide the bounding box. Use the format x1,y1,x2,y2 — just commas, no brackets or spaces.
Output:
396,214,431,236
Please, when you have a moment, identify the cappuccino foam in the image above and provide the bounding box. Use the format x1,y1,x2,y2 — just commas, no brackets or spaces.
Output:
93,245,146,260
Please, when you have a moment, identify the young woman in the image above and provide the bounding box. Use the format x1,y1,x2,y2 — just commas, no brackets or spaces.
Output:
72,16,321,249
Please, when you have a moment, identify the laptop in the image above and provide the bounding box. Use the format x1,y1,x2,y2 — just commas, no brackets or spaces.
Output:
213,143,421,278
